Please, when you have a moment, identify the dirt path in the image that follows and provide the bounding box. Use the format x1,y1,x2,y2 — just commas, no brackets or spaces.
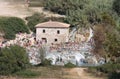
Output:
0,0,65,19
68,68,106,79
0,68,106,79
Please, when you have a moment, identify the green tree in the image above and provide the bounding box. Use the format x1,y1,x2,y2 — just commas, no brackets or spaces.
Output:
0,17,29,39
93,13,120,61
0,45,29,75
39,46,46,64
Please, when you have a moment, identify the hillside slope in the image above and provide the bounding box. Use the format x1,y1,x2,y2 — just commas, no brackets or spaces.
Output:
0,0,64,19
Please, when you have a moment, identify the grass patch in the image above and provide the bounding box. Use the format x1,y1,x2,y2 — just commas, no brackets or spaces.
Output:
29,0,45,7
12,66,75,79
15,70,40,78
31,66,63,78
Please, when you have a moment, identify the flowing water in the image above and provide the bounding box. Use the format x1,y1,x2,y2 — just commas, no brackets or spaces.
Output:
25,27,105,66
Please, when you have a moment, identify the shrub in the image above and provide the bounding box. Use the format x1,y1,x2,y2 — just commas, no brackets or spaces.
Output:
15,70,40,78
64,62,76,68
0,17,29,39
109,72,120,79
113,0,120,15
0,45,30,75
40,59,51,66
96,63,120,73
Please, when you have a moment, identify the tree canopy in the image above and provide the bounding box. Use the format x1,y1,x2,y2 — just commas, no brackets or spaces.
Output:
0,45,29,75
0,17,29,39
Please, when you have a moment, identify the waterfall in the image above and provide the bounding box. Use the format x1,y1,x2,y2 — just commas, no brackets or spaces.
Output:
69,27,77,42
87,28,94,42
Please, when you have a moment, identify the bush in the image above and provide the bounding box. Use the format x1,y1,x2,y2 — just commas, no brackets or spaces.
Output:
96,63,120,73
40,59,51,66
109,72,120,79
0,45,30,75
0,17,29,39
15,70,40,78
64,62,76,68
113,0,120,15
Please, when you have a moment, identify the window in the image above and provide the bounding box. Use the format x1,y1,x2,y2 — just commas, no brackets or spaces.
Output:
57,30,60,34
43,29,45,33
54,39,58,42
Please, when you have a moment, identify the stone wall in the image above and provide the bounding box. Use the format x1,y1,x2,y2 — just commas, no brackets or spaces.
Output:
36,27,69,44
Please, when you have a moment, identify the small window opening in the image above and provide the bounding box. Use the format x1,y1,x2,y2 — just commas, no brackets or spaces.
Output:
43,29,45,33
57,30,60,34
54,39,58,42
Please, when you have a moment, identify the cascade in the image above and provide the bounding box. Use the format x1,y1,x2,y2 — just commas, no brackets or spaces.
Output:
69,27,77,42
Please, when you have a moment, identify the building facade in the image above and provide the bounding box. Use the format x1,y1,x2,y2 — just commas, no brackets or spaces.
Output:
35,21,70,44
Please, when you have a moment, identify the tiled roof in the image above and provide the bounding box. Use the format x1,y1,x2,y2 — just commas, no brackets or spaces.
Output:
35,21,70,28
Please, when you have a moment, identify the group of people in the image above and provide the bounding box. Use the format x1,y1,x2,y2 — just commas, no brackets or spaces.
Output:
49,41,93,53
0,31,99,66
0,32,43,48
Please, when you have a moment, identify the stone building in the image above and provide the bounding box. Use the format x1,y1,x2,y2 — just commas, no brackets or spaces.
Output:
35,21,70,45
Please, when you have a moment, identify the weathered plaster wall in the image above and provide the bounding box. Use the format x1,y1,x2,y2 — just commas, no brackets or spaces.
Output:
36,27,69,44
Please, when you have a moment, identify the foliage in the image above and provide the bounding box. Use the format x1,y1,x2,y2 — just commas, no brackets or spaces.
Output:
96,63,120,73
93,13,120,60
15,70,40,78
29,0,46,7
38,46,51,66
88,63,120,79
64,62,76,68
39,46,46,64
113,0,120,15
104,33,120,58
108,72,120,79
0,17,29,39
0,45,29,75
44,0,114,26
42,59,51,66
97,63,120,79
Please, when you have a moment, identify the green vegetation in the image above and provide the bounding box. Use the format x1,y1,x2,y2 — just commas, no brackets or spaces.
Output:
29,0,46,7
15,70,40,78
14,66,64,78
64,62,76,68
0,17,29,39
0,45,30,75
109,72,120,79
89,63,120,79
38,46,51,66
113,0,120,15
44,0,114,25
41,59,51,66
97,63,120,74
39,46,46,64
